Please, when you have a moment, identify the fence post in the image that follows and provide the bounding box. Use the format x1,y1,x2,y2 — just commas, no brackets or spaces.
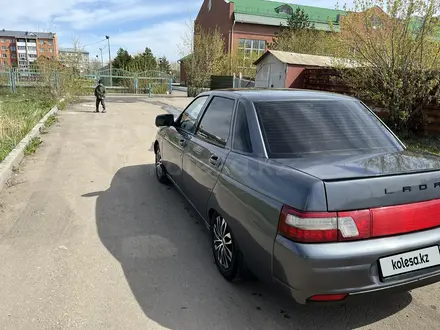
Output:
169,78,172,95
11,69,17,93
134,76,138,94
148,82,152,98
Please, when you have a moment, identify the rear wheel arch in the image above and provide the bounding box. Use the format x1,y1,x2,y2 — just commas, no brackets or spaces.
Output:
208,207,256,281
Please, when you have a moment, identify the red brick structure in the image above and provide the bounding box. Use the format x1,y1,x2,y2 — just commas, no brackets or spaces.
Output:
179,0,345,84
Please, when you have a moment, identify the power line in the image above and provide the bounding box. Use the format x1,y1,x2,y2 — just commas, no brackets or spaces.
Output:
83,38,107,48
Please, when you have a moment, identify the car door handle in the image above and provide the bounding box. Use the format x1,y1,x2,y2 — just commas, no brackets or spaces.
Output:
209,154,222,167
179,139,187,147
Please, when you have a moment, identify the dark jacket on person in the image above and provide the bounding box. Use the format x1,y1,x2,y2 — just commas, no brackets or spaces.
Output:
95,83,106,99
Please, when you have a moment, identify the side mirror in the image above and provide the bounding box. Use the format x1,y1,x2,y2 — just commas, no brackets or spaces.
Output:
155,114,174,127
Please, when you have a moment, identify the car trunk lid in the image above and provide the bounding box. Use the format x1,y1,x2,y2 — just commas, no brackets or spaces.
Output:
275,150,440,211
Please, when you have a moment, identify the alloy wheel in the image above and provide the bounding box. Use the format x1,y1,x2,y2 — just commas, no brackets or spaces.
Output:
213,215,234,270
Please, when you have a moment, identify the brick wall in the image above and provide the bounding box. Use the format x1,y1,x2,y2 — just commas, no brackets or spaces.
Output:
232,23,277,52
195,0,233,52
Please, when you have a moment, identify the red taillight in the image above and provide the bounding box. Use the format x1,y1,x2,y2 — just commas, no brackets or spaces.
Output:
279,199,440,243
372,198,440,237
278,206,371,243
308,294,348,302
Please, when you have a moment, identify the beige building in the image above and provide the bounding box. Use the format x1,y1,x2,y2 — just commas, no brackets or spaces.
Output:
59,48,90,73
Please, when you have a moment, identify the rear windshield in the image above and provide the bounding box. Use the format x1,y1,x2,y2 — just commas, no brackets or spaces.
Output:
254,99,401,158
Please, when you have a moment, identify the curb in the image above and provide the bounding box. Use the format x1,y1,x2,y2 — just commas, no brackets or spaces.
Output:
0,100,63,193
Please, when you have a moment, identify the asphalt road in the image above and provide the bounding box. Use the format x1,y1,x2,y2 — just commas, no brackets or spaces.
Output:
0,95,439,329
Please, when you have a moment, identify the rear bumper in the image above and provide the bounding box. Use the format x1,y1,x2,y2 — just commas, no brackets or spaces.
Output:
273,227,440,304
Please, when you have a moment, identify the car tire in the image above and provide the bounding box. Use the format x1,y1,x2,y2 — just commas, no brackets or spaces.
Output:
211,212,255,281
212,213,239,281
155,147,169,184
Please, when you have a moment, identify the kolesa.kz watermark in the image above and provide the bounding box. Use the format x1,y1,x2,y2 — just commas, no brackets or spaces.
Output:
392,253,430,270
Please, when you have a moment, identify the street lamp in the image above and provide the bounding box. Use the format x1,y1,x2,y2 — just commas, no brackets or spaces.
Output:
106,35,112,86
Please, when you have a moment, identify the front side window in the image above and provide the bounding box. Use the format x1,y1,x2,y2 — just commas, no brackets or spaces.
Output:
178,96,208,133
197,96,235,147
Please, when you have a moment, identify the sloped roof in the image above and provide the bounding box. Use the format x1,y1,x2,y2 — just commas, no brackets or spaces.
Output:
254,50,359,68
59,48,89,55
0,30,55,39
230,0,346,24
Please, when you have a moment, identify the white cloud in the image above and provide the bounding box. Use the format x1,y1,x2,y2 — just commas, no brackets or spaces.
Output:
0,0,201,62
54,2,200,30
74,20,191,62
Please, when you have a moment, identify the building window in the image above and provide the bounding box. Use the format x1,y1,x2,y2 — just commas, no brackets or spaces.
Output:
2,54,7,58
10,46,16,51
48,41,53,45
39,40,44,44
18,46,26,50
11,53,16,58
48,48,53,52
237,38,266,68
28,46,37,51
1,46,6,50
19,53,26,59
277,5,293,15
0,39,5,43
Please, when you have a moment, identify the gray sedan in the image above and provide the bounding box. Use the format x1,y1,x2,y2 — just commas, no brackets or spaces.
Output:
153,89,440,304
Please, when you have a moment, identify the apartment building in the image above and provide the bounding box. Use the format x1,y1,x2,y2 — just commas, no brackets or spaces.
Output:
59,48,90,73
0,30,58,70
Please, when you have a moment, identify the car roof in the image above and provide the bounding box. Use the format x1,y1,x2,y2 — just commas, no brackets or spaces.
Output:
201,88,356,102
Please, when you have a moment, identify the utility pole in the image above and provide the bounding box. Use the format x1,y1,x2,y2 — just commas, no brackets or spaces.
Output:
99,48,104,67
105,35,112,87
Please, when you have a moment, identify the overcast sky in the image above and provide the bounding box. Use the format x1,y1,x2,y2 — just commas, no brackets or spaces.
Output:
0,0,350,62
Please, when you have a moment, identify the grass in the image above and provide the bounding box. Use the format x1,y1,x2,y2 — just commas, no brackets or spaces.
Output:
0,91,55,162
24,137,42,156
44,114,58,128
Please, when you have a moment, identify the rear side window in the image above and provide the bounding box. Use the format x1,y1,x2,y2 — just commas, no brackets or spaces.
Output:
254,100,401,158
197,96,235,147
233,102,253,153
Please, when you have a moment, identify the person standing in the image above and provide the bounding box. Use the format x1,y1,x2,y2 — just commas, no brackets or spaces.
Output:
94,79,107,113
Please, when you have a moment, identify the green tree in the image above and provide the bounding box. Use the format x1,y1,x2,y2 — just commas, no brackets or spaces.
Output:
112,48,132,69
182,24,228,96
338,0,440,132
128,47,157,71
268,7,335,55
286,7,315,30
158,56,171,73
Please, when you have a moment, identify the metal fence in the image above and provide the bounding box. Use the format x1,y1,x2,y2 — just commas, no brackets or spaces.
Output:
234,76,255,88
0,67,174,95
84,68,173,95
